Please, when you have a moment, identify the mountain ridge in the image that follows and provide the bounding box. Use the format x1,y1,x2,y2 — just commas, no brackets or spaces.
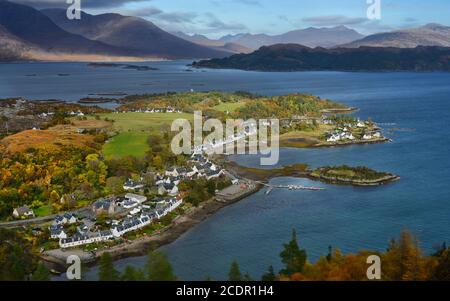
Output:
215,26,364,49
341,23,450,48
42,8,229,59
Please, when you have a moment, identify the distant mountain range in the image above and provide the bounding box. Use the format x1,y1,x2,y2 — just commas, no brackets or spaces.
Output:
215,26,364,49
2,0,450,63
0,0,228,61
42,8,229,59
341,24,450,48
172,32,253,54
192,44,450,72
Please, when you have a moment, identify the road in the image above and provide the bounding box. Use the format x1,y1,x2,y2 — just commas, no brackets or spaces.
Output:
0,207,91,228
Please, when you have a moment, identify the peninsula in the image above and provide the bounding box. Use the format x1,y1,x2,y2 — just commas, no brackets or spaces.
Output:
192,44,450,72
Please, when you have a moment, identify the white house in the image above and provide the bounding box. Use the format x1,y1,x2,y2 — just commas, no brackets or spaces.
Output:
63,213,78,224
165,167,179,177
13,206,34,219
158,183,179,196
49,225,68,240
123,179,144,191
205,169,224,180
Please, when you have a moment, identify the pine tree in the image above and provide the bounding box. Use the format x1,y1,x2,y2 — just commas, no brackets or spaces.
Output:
243,272,253,281
146,250,177,281
98,252,120,281
31,263,51,281
279,229,307,276
261,265,276,281
228,260,242,281
122,266,145,281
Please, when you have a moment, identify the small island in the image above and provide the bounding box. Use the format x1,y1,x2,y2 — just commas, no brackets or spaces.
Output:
87,63,159,71
310,165,400,186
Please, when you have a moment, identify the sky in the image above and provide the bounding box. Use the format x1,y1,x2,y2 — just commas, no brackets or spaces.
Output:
12,0,450,38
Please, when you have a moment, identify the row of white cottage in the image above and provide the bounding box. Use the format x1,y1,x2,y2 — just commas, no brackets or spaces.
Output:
59,198,182,249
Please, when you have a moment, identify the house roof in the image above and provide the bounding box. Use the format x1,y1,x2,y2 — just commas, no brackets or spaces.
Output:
125,193,147,202
14,206,32,215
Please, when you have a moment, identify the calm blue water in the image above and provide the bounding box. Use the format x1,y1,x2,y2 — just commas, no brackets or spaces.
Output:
4,62,448,281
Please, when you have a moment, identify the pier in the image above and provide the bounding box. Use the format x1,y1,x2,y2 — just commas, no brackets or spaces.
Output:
257,181,325,194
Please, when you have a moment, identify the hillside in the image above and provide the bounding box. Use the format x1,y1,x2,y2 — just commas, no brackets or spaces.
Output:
0,24,34,61
192,44,450,71
342,24,450,48
0,1,133,58
42,9,229,59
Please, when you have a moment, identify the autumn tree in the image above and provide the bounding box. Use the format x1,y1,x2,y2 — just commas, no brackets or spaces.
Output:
382,230,430,281
432,247,450,280
106,176,125,195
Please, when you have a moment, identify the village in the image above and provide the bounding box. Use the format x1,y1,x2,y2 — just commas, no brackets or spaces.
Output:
12,152,238,251
6,95,389,255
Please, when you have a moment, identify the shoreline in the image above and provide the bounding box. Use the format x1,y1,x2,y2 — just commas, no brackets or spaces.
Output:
41,180,262,274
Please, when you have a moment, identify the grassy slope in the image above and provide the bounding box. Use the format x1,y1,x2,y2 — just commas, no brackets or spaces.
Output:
212,102,246,112
96,112,193,158
103,132,149,159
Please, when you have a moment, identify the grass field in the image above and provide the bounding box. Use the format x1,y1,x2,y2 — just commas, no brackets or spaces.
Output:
34,205,53,217
212,102,246,113
104,132,150,159
96,112,193,158
96,112,193,132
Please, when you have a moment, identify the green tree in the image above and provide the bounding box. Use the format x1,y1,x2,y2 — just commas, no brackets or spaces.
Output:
146,251,177,281
228,260,242,281
31,263,51,281
121,266,145,281
243,272,253,281
98,252,120,281
261,265,276,281
279,229,307,276
0,228,34,281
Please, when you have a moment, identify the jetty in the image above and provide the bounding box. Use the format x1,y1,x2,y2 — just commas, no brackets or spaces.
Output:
257,181,325,194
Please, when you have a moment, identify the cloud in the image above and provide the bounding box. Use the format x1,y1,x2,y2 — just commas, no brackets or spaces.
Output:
210,0,262,7
204,13,247,31
233,0,261,6
10,0,148,9
121,7,198,24
302,15,368,27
